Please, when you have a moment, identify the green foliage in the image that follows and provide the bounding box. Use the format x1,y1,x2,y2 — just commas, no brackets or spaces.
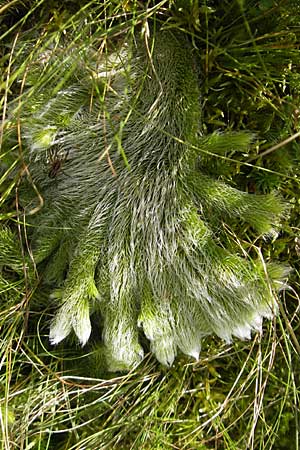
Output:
9,27,289,372
1,1,300,449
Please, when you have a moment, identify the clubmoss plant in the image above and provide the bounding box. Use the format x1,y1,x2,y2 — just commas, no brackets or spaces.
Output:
14,27,288,371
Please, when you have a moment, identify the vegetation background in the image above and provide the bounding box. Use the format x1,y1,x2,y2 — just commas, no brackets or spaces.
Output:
0,0,300,449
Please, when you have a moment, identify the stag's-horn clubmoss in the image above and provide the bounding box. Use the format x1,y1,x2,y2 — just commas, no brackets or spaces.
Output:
17,29,288,371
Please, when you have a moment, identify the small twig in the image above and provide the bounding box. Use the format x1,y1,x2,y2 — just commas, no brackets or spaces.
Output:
277,300,300,356
247,130,300,162
102,110,117,177
0,32,19,150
